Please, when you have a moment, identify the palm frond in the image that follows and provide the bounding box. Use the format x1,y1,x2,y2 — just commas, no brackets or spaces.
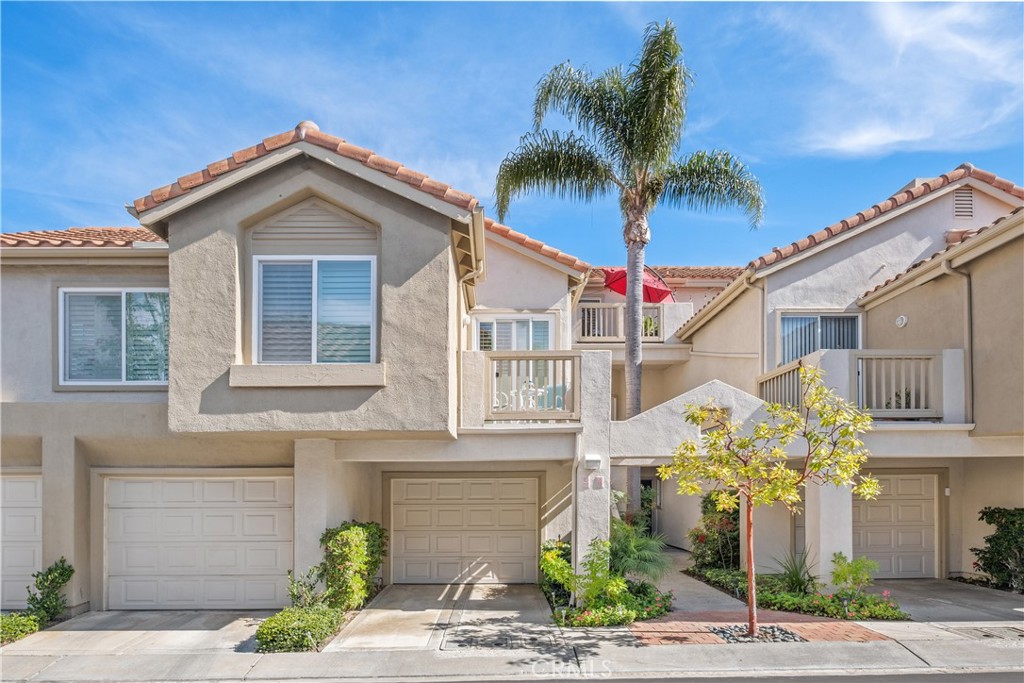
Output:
659,150,765,227
494,130,619,221
533,62,630,170
626,20,692,170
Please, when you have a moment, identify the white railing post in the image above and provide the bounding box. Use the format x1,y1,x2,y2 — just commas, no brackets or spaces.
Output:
485,350,582,422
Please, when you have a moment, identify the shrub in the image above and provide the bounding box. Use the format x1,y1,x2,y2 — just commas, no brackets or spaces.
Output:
539,540,573,607
622,580,674,620
970,506,1024,593
26,558,74,622
1,612,40,644
555,603,637,627
772,548,817,595
687,493,740,571
609,518,672,583
320,522,388,610
830,552,878,600
287,567,331,609
688,566,908,621
255,606,347,652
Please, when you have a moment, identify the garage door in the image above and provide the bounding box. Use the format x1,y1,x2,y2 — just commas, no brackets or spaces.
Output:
391,477,538,584
106,476,292,609
853,474,937,579
1,475,43,610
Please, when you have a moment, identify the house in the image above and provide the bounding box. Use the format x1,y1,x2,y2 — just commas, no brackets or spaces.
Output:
656,167,1024,581
1,120,1020,615
1,121,731,613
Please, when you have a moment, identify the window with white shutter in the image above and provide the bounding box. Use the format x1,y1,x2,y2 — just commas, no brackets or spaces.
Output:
60,288,169,385
780,313,858,365
255,256,376,364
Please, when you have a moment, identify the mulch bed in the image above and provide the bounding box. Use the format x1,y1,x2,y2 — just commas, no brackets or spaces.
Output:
629,609,890,645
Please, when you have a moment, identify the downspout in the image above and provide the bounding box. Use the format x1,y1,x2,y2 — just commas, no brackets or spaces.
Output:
941,261,974,423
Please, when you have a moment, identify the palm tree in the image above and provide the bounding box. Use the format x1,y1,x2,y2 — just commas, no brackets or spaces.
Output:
495,20,764,509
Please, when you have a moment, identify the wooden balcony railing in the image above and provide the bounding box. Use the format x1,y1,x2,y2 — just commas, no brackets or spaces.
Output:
485,351,581,421
575,303,663,343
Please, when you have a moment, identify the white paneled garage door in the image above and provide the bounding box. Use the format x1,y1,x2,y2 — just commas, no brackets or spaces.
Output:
106,476,293,609
392,477,538,584
1,475,43,610
853,474,938,579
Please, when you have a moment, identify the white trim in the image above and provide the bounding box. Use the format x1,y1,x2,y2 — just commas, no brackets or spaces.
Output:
775,309,863,367
472,313,558,351
252,254,378,365
57,287,170,387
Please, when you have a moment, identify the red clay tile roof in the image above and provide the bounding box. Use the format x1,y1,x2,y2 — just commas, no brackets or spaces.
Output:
590,265,743,283
860,206,1024,300
748,164,1024,270
131,121,479,216
485,218,590,273
0,227,163,248
944,228,983,247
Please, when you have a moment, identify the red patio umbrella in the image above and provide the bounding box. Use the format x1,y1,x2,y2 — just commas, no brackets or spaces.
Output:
600,266,675,303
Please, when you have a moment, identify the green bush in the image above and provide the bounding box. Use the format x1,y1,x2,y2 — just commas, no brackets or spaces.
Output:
772,548,818,595
539,540,573,607
830,552,879,599
255,606,348,652
688,566,908,620
287,567,331,608
609,518,672,583
1,612,40,644
687,493,740,571
970,507,1024,593
554,603,637,627
320,522,388,610
27,557,74,622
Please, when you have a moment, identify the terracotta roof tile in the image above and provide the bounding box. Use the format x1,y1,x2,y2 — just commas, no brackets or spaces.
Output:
860,206,1024,299
131,121,482,217
0,227,163,248
483,218,590,274
590,266,744,283
748,164,1024,270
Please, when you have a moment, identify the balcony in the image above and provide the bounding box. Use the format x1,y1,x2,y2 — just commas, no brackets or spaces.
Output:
572,302,694,365
461,350,582,426
757,349,966,422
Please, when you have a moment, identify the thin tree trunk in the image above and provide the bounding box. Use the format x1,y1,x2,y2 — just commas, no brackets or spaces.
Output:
623,209,649,515
745,499,758,637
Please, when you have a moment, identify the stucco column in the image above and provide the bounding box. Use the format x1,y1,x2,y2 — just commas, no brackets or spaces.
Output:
575,350,613,569
804,481,853,586
574,454,611,569
41,434,90,613
293,439,333,576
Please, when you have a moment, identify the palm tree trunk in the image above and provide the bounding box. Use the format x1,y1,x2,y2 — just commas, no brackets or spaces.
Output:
623,208,649,515
745,498,758,638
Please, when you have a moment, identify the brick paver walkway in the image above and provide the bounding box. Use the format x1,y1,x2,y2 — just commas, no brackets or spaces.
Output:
629,609,890,645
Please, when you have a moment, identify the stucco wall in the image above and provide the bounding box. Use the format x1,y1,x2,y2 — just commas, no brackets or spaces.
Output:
865,275,966,350
474,240,573,349
163,158,457,435
764,188,1016,369
663,286,762,399
968,239,1024,437
959,456,1024,576
0,264,169,403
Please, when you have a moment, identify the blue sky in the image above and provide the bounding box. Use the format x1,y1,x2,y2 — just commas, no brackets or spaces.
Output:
2,2,1022,267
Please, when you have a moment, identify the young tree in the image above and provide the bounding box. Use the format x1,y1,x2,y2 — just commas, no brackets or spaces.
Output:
658,368,880,637
494,21,764,511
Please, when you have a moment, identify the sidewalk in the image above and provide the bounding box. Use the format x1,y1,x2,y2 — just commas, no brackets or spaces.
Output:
3,554,1022,682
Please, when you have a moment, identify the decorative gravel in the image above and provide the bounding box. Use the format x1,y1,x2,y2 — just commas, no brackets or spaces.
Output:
709,624,806,643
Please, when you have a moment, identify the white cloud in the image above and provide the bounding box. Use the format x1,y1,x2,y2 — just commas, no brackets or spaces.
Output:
765,3,1023,157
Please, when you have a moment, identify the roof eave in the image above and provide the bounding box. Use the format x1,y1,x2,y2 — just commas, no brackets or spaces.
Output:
129,141,476,231
674,268,757,340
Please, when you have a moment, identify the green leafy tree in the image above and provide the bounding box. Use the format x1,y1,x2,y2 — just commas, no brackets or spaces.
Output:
495,20,764,510
658,367,880,637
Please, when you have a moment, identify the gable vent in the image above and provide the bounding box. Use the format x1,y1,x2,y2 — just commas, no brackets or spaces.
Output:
953,188,974,219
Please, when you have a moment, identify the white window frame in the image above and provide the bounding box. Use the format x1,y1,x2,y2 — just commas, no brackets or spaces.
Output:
252,255,378,365
775,309,863,367
472,313,558,351
57,287,170,386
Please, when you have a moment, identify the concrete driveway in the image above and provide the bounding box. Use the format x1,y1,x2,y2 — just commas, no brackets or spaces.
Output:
325,583,561,652
1,610,269,655
870,579,1024,622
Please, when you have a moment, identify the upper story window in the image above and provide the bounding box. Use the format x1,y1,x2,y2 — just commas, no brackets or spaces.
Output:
780,313,858,364
476,317,551,351
255,256,376,364
59,288,169,385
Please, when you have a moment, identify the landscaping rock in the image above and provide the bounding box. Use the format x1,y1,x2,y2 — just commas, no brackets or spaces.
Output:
709,624,806,643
